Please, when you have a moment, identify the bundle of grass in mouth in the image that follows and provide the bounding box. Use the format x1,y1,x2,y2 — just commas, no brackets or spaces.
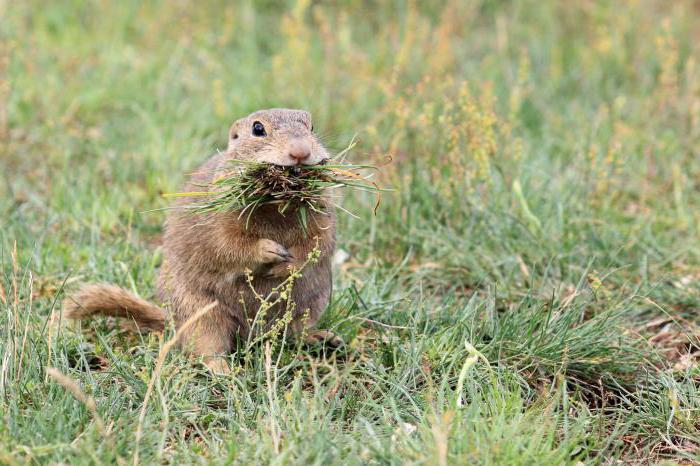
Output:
167,149,387,230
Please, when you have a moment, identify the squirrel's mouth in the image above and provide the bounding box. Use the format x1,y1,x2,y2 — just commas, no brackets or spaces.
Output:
267,158,329,174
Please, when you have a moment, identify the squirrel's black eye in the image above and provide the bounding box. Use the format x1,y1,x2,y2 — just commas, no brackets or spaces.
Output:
252,121,266,137
310,124,314,132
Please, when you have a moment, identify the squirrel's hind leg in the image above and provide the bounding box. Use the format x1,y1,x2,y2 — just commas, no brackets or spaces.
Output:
177,301,236,375
304,329,344,349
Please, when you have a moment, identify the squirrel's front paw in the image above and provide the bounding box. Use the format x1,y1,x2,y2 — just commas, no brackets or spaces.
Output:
255,238,292,265
264,261,298,279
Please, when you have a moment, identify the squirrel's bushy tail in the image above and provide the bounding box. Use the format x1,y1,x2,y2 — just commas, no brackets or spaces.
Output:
63,283,165,332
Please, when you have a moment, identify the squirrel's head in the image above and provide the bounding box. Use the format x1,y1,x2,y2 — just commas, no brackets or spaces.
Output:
226,108,329,166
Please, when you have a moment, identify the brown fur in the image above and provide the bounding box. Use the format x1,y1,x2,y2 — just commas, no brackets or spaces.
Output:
63,283,165,331
64,109,339,373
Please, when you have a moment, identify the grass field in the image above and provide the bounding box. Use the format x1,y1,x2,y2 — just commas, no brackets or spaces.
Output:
1,0,699,464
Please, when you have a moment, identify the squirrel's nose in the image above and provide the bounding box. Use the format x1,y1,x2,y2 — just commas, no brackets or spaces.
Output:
288,139,311,163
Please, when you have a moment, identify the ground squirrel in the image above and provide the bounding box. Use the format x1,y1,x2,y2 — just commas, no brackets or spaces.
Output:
64,109,340,374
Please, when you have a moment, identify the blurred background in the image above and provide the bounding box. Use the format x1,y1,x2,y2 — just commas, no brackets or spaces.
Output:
3,1,698,286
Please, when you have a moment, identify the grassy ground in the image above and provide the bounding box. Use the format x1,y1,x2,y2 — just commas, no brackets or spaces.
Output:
1,0,699,464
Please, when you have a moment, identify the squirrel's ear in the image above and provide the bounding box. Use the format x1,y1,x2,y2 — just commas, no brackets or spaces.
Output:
229,120,242,140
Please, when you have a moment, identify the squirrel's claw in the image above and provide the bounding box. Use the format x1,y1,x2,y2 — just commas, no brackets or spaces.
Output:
305,330,344,350
256,238,292,264
268,248,292,261
263,261,297,279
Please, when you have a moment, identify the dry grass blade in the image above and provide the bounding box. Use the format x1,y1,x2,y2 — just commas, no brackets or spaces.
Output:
46,368,108,438
132,301,218,466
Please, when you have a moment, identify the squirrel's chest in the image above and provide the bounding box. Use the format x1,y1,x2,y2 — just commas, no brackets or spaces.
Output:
245,210,330,245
